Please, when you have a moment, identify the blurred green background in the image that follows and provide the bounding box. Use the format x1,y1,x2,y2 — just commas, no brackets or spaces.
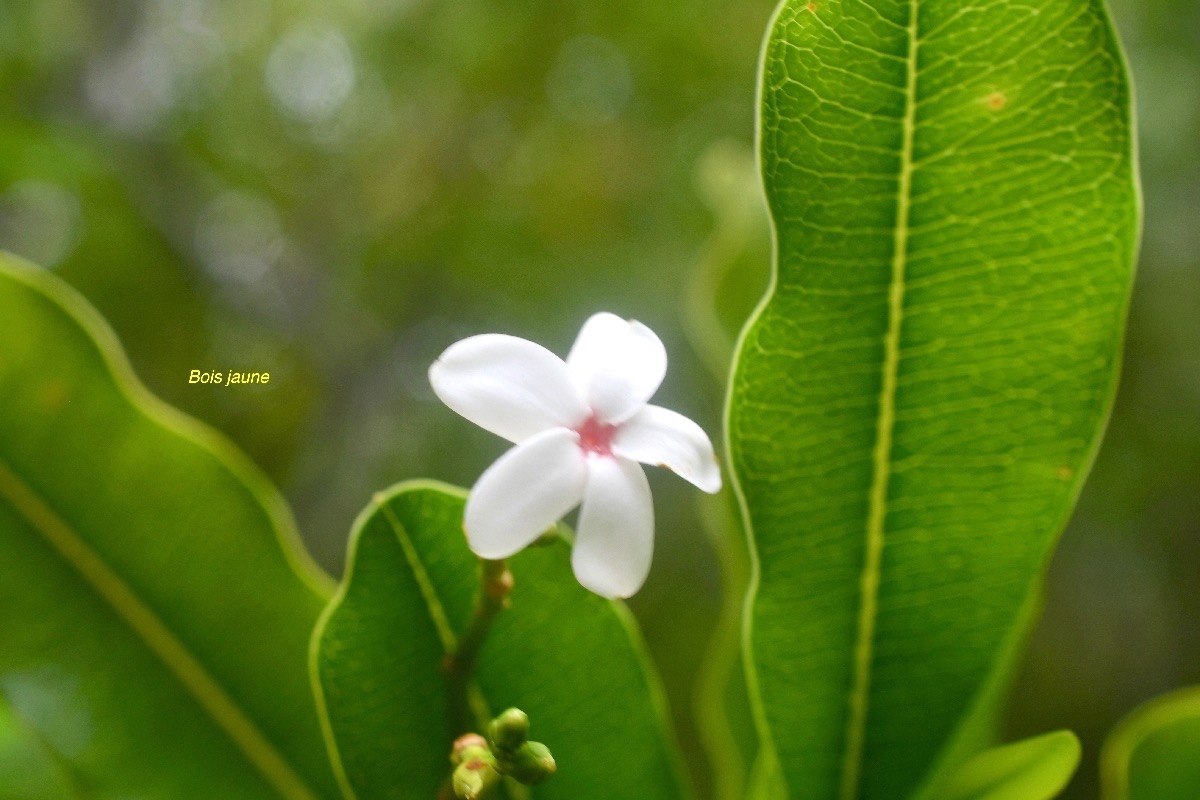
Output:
0,0,1194,797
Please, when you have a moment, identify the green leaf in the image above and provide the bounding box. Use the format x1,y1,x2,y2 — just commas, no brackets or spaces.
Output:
1100,686,1200,800
0,253,339,798
0,697,76,800
727,1,1138,798
311,481,692,800
939,730,1080,800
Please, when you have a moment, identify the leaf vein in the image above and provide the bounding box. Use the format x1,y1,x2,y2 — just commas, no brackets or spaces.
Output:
0,457,319,800
839,2,921,798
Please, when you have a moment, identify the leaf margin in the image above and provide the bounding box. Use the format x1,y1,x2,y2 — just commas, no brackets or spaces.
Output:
0,251,338,799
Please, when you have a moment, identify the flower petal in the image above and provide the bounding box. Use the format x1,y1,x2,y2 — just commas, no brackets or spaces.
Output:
572,456,654,599
430,333,588,443
612,404,722,493
566,312,667,424
465,427,586,559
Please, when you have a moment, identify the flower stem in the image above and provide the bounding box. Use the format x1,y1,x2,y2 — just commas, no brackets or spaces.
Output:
444,558,513,735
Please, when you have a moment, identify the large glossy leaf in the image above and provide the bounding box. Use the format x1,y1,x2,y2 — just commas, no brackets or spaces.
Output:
727,1,1138,798
0,253,339,798
1100,686,1200,800
939,730,1080,800
311,481,691,800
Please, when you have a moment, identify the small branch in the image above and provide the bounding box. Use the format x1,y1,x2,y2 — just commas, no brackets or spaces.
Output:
444,559,513,735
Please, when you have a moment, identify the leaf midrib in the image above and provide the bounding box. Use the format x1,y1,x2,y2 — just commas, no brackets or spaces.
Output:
376,495,493,736
377,498,457,654
0,456,319,800
839,3,920,798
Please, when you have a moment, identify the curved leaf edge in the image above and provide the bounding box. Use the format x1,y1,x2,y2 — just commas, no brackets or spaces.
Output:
0,251,340,798
306,488,398,800
938,730,1080,800
307,478,697,800
722,2,792,794
307,478,476,800
0,251,334,599
1098,685,1200,800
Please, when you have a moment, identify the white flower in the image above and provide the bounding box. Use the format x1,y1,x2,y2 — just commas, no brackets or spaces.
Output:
429,312,721,599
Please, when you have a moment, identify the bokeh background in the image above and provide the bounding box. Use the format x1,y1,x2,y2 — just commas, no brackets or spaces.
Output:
0,0,1195,797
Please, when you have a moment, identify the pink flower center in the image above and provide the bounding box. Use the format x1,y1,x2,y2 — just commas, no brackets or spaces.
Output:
575,414,618,457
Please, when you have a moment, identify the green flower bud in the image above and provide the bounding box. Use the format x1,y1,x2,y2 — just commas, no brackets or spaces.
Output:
480,560,514,604
451,747,500,799
487,707,529,754
506,740,556,786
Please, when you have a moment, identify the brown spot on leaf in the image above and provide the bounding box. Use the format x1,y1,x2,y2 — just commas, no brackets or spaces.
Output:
986,91,1007,111
1057,465,1074,481
806,1,818,10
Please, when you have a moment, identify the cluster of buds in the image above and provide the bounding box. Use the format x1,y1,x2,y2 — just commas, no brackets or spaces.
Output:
487,708,555,785
449,708,556,799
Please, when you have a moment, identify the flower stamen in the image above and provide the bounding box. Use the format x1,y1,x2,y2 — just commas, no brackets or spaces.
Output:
575,414,617,457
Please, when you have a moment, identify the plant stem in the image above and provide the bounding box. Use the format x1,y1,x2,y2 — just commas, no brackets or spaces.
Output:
444,558,513,735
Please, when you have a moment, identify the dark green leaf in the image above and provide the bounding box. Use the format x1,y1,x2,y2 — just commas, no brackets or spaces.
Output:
311,481,692,800
0,253,339,798
727,1,1138,797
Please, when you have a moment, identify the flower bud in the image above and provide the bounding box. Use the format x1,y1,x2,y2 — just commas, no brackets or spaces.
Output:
450,733,488,766
487,707,529,754
451,747,500,799
506,740,556,785
481,560,514,604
